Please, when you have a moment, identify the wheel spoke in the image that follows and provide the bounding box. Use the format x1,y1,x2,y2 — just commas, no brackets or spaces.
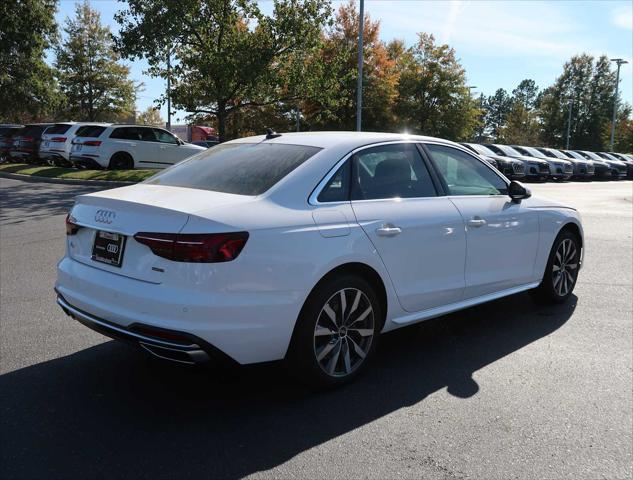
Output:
348,290,361,317
326,341,342,374
343,340,352,374
348,306,372,327
317,340,338,362
323,303,338,328
555,251,562,265
349,337,366,359
566,244,577,263
339,290,347,323
566,263,577,270
349,328,373,337
552,264,561,272
314,326,335,337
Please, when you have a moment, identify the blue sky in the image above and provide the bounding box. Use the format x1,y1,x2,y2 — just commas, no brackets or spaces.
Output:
55,0,633,123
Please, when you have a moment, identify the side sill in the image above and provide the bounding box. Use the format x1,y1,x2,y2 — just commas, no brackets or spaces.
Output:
390,282,540,326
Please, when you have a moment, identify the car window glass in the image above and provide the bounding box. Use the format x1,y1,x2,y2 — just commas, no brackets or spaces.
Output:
318,161,350,202
146,143,321,196
76,125,106,137
350,143,436,200
139,128,158,142
153,128,179,144
46,124,72,135
426,144,508,196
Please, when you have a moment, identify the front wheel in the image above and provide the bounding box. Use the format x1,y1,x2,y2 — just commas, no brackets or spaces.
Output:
531,229,581,304
286,274,382,388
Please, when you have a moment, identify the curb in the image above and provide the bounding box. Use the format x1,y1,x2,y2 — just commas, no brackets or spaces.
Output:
0,171,135,188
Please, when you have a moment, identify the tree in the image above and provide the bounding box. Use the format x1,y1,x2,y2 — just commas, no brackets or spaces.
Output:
605,103,633,153
538,54,617,150
499,103,540,146
0,0,61,122
115,0,332,141
304,1,398,131
484,88,512,141
137,106,164,126
512,79,539,111
55,0,136,122
392,33,479,140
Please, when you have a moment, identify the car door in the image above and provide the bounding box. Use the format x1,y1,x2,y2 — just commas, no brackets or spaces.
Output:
424,143,539,299
347,142,466,313
152,128,184,165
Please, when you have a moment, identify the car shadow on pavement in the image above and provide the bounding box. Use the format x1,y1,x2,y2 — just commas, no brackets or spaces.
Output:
0,179,100,225
0,292,576,479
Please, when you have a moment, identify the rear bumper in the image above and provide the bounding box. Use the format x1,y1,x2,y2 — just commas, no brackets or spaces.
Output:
55,256,301,364
56,293,236,366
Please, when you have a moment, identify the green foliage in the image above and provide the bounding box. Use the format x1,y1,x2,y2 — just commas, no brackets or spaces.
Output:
304,1,398,131
137,106,164,126
484,89,512,141
538,54,617,150
55,0,137,122
392,33,479,140
115,0,332,141
0,0,61,122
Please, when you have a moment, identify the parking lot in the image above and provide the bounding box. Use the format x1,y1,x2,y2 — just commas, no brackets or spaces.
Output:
1,177,631,479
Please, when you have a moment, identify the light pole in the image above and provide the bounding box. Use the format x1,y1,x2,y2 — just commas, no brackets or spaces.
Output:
565,98,573,150
609,58,628,151
355,0,364,132
166,51,172,131
565,98,574,150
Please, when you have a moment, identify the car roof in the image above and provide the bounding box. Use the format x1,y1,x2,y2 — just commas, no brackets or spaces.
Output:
226,131,460,150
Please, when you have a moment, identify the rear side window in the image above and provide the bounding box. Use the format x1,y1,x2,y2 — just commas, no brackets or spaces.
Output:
110,127,140,140
46,124,72,135
0,126,21,136
318,161,351,202
76,125,106,137
351,143,437,200
146,143,321,196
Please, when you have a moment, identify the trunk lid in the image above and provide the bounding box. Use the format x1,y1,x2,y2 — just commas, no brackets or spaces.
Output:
68,184,254,283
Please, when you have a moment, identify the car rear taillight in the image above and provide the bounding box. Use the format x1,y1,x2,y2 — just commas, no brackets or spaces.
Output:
66,214,80,235
83,140,102,146
134,232,249,263
51,137,67,142
22,136,34,142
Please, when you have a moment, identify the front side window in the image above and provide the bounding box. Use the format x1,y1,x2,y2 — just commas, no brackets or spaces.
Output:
351,143,437,200
426,144,508,196
146,143,321,196
153,128,179,144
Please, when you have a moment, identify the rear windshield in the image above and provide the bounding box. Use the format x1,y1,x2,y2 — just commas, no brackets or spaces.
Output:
146,142,321,196
495,144,522,157
46,124,72,135
75,125,106,137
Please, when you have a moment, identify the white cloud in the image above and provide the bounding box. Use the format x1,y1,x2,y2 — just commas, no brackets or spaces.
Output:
612,5,633,30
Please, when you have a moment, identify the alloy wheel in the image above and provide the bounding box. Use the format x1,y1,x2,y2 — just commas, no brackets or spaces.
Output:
313,288,375,377
552,238,578,296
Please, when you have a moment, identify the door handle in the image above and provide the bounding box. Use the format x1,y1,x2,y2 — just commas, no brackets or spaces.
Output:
467,217,487,228
376,223,402,237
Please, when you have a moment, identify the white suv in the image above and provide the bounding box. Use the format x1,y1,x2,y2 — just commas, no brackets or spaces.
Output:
69,124,206,170
40,122,111,167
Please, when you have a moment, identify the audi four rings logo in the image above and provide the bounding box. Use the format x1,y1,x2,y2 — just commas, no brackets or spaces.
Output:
95,209,116,224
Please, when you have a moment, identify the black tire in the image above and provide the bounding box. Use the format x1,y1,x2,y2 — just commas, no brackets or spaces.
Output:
286,274,383,389
531,229,581,304
108,152,134,170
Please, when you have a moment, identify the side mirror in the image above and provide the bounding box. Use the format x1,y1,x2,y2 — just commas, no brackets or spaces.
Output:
508,180,531,202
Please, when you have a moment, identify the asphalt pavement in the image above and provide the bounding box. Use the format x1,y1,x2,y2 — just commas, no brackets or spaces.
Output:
1,177,631,479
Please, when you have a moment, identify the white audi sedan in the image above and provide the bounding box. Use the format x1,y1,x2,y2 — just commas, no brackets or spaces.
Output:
56,132,583,387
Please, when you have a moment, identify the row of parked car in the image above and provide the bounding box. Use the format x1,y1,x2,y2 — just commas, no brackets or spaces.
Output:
0,122,208,170
1,122,631,179
461,143,633,181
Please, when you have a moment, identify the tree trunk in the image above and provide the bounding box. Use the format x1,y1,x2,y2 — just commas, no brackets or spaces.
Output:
217,102,227,142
